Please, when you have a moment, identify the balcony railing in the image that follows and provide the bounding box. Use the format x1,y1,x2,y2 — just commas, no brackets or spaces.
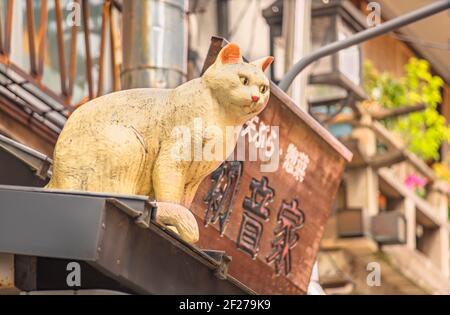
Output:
0,0,122,141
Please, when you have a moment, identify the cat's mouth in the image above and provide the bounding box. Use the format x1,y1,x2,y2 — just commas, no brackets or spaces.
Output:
243,103,259,114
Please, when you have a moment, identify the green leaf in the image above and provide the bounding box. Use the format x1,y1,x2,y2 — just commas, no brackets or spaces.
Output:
363,58,447,161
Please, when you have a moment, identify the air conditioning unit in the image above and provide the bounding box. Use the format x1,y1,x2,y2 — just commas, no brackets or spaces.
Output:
336,207,365,238
371,211,407,245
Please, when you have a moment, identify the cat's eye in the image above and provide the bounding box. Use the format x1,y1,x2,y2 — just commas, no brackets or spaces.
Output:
240,76,249,86
260,85,268,94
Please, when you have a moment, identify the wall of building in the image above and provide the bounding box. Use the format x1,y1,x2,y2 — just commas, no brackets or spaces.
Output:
226,0,272,61
188,0,272,78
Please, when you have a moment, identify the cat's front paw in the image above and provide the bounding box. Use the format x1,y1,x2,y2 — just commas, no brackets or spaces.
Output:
155,202,199,244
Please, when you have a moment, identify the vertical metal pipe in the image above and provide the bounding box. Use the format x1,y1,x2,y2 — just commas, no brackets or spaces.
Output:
82,0,94,99
26,0,37,76
282,0,311,111
54,0,68,97
4,0,14,57
121,0,188,89
217,0,229,38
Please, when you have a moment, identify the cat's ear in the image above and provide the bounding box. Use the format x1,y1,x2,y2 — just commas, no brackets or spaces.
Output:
252,56,274,72
216,43,243,65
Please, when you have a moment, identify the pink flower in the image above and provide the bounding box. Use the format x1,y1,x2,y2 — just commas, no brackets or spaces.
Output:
404,174,427,189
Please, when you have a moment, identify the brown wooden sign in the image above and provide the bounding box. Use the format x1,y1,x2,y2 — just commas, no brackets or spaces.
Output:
190,37,352,294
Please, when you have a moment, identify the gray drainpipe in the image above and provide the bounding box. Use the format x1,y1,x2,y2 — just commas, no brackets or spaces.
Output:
121,0,188,89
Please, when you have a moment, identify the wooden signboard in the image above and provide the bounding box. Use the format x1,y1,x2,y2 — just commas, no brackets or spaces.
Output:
190,37,353,294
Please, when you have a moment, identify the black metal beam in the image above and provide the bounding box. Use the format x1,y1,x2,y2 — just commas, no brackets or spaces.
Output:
278,0,450,92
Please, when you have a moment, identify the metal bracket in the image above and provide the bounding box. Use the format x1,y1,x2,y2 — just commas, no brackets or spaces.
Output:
35,158,52,180
0,134,53,180
135,200,157,228
203,249,232,280
106,198,157,229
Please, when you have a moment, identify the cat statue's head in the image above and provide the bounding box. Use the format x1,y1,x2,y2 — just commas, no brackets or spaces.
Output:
202,43,274,124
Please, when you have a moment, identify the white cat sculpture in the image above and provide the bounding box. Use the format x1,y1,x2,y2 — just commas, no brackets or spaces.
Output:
46,43,273,243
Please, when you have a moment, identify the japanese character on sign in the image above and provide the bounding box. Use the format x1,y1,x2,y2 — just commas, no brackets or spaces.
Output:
242,176,274,220
266,199,306,276
282,143,310,182
236,212,264,259
237,176,275,258
204,161,243,236
240,116,279,161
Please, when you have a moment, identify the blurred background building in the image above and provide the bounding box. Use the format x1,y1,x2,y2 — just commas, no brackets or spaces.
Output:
0,0,449,294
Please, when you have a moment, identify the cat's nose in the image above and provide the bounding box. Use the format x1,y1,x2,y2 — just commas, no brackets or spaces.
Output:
251,95,260,102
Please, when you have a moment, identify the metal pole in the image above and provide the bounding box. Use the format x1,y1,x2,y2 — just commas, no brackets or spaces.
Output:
278,0,450,92
283,0,311,111
121,0,150,89
217,0,229,38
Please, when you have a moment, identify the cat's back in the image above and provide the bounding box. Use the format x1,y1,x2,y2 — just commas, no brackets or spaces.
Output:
71,88,171,122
